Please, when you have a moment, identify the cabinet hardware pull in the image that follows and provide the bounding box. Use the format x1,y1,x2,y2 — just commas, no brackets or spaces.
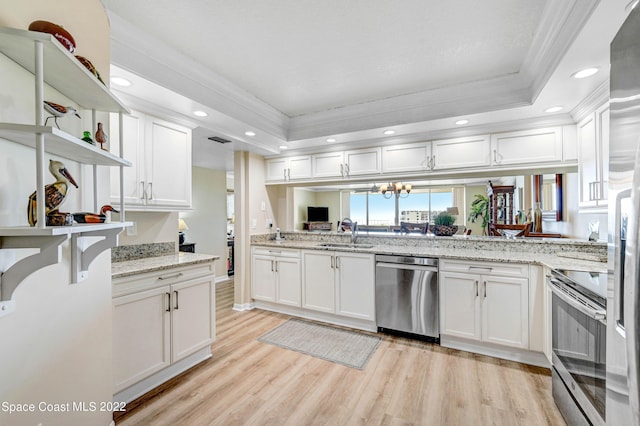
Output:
484,281,487,298
340,163,344,177
336,256,340,269
331,256,334,269
166,292,171,312
431,155,436,169
284,169,287,180
268,250,282,254
158,272,183,280
147,182,153,200
174,290,179,310
493,149,498,163
344,163,350,176
271,260,274,272
468,266,492,272
287,168,291,180
275,260,278,273
475,280,478,297
140,181,146,199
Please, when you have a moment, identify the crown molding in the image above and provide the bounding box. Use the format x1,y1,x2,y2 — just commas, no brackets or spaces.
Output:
521,0,600,102
570,79,609,122
107,12,289,140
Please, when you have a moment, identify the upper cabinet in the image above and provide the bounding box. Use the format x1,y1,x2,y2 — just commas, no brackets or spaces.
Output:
432,135,491,170
266,155,312,181
577,102,609,210
381,142,430,173
344,147,381,176
491,127,563,166
110,111,192,210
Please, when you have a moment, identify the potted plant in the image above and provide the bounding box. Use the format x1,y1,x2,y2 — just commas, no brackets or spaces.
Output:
468,194,490,235
430,212,458,236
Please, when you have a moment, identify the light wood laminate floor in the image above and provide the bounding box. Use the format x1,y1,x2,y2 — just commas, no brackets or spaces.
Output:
114,280,565,426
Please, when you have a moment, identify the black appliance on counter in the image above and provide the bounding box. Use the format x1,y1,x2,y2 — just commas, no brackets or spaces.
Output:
548,268,607,425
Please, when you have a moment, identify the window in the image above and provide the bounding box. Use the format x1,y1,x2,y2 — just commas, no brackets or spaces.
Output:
349,186,463,228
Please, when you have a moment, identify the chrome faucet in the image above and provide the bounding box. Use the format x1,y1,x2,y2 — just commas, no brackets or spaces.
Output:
351,221,359,244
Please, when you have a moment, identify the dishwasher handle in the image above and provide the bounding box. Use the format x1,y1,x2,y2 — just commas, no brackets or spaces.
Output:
376,262,438,272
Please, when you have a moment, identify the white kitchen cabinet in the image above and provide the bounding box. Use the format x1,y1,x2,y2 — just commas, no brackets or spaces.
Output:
113,286,171,393
439,260,529,350
491,127,563,166
578,102,609,210
381,142,430,173
266,155,312,181
112,261,216,401
302,250,375,320
251,247,301,307
110,111,192,209
312,152,345,178
344,147,381,176
432,135,491,170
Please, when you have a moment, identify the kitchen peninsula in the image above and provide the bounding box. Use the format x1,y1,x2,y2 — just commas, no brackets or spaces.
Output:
251,232,606,367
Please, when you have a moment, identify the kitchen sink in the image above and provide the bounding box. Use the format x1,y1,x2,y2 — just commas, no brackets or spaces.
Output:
318,243,375,249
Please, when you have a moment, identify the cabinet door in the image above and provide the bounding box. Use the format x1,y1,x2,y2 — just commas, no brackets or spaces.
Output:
335,253,375,320
113,286,171,393
432,135,491,170
252,255,277,302
313,152,344,178
276,257,301,307
491,127,563,166
439,271,481,341
482,276,529,349
344,147,381,176
578,114,599,208
171,278,216,362
381,142,429,173
302,251,335,313
110,111,145,206
146,118,192,207
287,156,312,180
266,158,289,181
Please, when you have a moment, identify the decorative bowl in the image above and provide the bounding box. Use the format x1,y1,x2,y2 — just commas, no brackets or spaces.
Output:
430,224,458,236
28,20,76,53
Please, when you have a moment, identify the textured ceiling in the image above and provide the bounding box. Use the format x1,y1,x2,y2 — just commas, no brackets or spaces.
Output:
103,0,546,117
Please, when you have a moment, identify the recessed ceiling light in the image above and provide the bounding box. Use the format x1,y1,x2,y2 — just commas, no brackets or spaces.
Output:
571,67,599,79
245,131,256,137
110,76,131,87
455,119,469,125
279,145,288,149
193,110,208,117
383,130,395,135
545,106,563,113
326,138,337,143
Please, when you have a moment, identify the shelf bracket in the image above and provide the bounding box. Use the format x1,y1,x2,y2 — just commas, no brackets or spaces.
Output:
0,235,68,315
71,228,121,283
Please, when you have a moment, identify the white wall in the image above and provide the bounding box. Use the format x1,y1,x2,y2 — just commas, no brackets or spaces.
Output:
182,167,228,278
117,211,178,247
0,2,114,425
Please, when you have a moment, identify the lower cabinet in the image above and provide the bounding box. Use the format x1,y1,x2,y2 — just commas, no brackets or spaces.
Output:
112,262,216,401
439,260,529,350
302,250,375,321
251,247,301,307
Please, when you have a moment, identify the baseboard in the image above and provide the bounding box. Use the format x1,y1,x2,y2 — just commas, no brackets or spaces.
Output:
233,302,255,311
254,300,377,333
114,346,212,404
440,334,550,368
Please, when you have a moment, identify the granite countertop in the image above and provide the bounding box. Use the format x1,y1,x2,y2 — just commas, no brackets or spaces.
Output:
252,240,607,273
112,253,219,279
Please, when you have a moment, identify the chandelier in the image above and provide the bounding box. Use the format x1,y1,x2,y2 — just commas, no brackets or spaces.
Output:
379,182,412,199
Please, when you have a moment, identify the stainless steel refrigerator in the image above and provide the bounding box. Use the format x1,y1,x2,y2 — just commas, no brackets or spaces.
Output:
607,5,640,424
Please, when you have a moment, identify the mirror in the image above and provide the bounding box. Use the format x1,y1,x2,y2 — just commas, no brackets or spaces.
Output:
534,174,563,221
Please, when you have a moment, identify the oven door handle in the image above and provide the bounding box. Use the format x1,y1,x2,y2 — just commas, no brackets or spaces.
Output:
548,280,606,322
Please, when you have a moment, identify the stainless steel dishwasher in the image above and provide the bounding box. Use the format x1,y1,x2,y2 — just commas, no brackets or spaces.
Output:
375,254,439,341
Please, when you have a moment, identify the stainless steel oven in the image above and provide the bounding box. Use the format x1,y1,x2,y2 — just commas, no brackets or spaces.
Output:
548,269,607,426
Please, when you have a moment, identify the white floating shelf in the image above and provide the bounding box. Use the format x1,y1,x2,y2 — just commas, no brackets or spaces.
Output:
0,26,129,113
0,222,133,237
0,123,132,167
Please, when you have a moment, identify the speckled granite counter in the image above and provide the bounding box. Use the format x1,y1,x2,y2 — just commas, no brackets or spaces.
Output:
252,233,607,273
112,253,219,279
